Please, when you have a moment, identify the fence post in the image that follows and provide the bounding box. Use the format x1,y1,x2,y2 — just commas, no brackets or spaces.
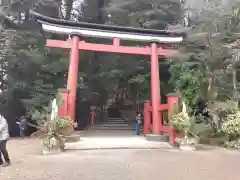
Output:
144,100,151,135
58,88,70,118
167,93,179,145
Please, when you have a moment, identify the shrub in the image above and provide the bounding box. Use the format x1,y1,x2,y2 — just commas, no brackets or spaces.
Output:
222,110,240,140
170,101,196,137
171,112,190,132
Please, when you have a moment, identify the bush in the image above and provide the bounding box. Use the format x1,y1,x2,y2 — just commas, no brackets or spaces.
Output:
171,112,191,132
170,102,196,137
48,116,71,134
224,140,240,150
221,110,240,140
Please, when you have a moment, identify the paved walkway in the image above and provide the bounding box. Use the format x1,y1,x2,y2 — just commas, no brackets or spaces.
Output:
1,138,240,180
69,118,168,150
1,119,240,180
67,130,170,150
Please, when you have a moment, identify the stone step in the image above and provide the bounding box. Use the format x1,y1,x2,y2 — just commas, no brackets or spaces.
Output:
92,128,135,131
107,118,124,121
107,121,126,123
105,121,127,124
107,117,123,119
91,127,135,130
107,118,124,120
94,123,129,127
106,123,126,125
90,115,134,131
107,119,125,122
96,124,129,128
106,121,127,124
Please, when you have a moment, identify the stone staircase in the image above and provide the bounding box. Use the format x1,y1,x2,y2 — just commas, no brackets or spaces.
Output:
91,117,135,131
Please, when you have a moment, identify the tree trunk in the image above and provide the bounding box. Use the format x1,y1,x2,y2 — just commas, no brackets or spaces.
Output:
232,68,239,107
207,75,217,102
64,0,74,20
207,75,220,132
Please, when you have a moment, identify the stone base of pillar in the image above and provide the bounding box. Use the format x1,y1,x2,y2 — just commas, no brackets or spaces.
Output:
62,134,81,143
60,125,75,136
145,134,169,142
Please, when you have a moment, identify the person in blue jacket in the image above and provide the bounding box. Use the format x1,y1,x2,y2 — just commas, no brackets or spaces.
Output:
135,112,142,136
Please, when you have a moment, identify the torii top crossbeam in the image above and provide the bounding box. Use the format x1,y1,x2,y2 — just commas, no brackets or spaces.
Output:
30,10,186,44
30,10,187,135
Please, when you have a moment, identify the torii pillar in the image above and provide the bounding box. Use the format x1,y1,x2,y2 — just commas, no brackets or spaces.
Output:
66,35,80,124
150,42,162,134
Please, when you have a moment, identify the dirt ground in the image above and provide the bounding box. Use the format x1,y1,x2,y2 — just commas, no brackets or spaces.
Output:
1,137,240,180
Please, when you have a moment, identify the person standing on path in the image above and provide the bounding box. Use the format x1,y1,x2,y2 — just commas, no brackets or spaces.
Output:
0,114,10,167
17,116,27,138
135,112,142,136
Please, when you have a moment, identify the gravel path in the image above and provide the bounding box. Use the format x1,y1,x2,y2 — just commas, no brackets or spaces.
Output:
0,138,240,180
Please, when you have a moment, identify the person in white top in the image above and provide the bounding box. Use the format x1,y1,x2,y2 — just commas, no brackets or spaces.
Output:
0,114,10,167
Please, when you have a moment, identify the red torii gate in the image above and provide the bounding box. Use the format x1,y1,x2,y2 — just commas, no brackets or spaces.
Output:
31,11,185,143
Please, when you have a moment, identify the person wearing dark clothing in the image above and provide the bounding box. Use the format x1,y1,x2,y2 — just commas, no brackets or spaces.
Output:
135,113,142,136
0,114,10,167
17,116,27,138
0,140,10,166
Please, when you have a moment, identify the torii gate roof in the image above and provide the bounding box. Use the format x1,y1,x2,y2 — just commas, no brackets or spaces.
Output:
30,10,187,43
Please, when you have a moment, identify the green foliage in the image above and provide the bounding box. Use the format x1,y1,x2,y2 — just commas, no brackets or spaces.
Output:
30,106,51,125
42,135,61,151
169,63,205,108
224,140,240,150
40,97,74,152
168,6,240,140
170,4,240,106
170,102,197,137
48,116,72,134
222,107,240,150
171,111,193,132
108,0,184,28
29,103,72,132
28,100,72,152
0,0,72,126
222,110,240,139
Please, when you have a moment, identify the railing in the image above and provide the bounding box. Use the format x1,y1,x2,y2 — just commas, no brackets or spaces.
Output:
143,94,179,145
